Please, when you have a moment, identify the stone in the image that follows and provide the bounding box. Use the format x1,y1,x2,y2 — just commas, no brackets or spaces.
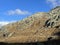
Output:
0,6,60,44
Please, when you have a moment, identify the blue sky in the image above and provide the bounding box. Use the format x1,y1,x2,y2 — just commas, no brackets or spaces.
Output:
0,0,60,25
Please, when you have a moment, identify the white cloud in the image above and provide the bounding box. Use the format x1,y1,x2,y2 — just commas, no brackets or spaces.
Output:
0,21,9,26
6,9,31,15
46,0,60,7
0,21,16,26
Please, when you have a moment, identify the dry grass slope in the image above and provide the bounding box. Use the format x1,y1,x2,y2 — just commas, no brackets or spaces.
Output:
0,7,60,44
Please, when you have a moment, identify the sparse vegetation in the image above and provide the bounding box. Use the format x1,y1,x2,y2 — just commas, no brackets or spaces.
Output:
0,6,60,45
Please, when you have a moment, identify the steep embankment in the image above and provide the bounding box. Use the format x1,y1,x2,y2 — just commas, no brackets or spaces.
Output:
0,6,60,43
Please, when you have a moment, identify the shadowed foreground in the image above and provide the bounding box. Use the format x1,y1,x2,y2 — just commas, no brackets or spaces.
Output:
0,39,60,45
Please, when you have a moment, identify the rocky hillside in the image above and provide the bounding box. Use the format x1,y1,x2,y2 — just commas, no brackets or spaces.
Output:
0,6,60,43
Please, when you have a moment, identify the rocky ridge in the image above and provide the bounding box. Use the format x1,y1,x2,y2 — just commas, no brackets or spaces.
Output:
0,6,60,43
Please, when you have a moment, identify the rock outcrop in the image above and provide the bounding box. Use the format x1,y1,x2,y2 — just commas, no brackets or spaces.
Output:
0,6,60,44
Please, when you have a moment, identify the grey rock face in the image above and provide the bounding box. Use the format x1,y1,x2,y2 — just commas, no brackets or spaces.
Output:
44,6,60,28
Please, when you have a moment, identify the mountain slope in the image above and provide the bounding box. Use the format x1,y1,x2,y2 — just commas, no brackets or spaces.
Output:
0,7,60,43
